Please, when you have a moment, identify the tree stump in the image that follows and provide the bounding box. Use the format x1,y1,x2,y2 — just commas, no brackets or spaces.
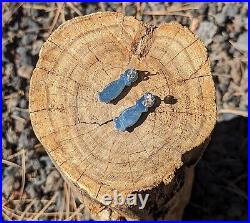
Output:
29,12,216,220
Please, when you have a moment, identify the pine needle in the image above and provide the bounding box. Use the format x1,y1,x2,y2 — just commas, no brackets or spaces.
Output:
47,3,64,36
219,108,248,117
66,204,84,220
20,149,26,197
33,193,57,220
20,199,37,219
66,2,82,16
2,159,21,168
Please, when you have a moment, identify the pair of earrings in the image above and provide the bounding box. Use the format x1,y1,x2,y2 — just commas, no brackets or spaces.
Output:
98,69,155,132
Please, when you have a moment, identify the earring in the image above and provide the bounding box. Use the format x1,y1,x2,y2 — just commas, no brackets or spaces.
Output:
98,68,138,103
114,92,155,132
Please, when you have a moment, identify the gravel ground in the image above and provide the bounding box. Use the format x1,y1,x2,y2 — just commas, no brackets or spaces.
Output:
2,2,248,220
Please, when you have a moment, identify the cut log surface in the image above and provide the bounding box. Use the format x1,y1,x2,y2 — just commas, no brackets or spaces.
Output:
29,12,216,219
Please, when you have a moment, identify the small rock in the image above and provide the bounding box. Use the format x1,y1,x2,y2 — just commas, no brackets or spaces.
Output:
239,92,248,110
19,98,28,109
2,175,14,198
235,32,248,52
16,47,31,65
85,4,98,15
190,18,200,32
125,4,137,16
43,170,62,193
208,3,217,15
233,50,242,58
243,68,248,80
220,113,238,122
2,147,12,159
11,76,22,90
55,191,64,210
230,61,242,85
25,182,38,198
40,156,54,170
13,180,21,190
222,91,233,103
32,40,44,55
223,5,239,18
33,169,46,186
6,128,18,144
31,159,41,170
243,17,248,30
21,33,36,46
27,19,39,29
233,15,245,33
196,21,218,45
17,65,33,79
18,129,31,149
9,22,18,31
2,137,6,150
215,13,226,26
5,63,14,78
33,200,43,212
20,109,29,120
16,46,27,57
6,96,19,112
19,129,36,150
15,119,26,132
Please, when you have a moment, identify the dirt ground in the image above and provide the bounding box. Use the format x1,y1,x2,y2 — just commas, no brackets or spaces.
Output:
2,2,248,220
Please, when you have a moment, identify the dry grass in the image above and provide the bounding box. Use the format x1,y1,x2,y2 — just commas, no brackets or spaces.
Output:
3,179,86,220
144,2,200,18
2,148,86,220
2,2,202,32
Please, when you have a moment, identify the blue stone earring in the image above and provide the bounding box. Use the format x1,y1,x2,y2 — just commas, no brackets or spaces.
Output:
98,69,138,103
114,92,155,132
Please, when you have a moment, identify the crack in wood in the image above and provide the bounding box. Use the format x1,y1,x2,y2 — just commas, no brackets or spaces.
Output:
131,23,157,59
79,119,113,127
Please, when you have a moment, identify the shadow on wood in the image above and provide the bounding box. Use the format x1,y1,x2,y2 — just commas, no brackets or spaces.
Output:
110,70,157,105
